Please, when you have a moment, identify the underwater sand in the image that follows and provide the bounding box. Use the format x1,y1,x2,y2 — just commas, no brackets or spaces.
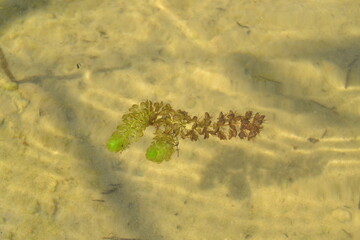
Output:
0,0,359,239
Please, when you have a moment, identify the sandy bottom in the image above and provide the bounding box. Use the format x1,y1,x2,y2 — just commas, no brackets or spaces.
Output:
0,0,359,239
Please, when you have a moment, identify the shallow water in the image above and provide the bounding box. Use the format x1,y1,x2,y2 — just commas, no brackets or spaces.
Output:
0,0,359,239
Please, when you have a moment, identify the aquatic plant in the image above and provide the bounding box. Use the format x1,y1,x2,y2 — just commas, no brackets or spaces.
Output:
107,100,265,163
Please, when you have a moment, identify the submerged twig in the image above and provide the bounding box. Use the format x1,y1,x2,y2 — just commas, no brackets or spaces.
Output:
0,46,17,82
344,56,358,89
236,21,251,34
0,46,18,90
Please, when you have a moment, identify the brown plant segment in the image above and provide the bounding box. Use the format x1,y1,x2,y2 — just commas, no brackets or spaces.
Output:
142,100,265,142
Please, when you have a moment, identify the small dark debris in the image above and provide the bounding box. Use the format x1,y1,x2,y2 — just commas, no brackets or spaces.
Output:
236,21,249,29
341,229,352,238
345,56,358,89
320,129,327,138
307,137,319,144
39,109,45,116
236,21,251,34
110,183,122,187
99,30,108,38
102,237,140,240
102,188,117,194
244,233,252,239
102,184,121,194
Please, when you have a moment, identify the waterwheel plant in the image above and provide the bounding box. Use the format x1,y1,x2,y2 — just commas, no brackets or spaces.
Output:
107,100,265,163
